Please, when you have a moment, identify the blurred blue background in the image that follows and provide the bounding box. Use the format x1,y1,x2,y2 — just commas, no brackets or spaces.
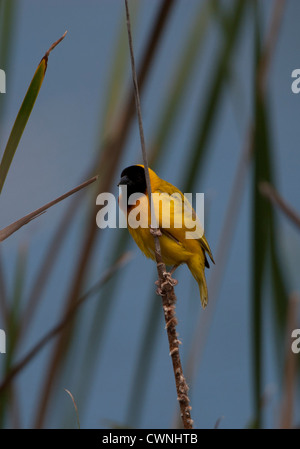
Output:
0,0,299,429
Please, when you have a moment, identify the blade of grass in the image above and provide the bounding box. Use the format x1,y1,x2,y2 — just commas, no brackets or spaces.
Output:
251,108,269,429
252,34,270,428
251,0,288,427
0,31,67,194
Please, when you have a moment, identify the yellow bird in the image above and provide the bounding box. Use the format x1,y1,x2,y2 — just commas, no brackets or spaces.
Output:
118,165,214,308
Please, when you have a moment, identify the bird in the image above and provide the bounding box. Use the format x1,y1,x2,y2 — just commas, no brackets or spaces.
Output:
118,164,214,308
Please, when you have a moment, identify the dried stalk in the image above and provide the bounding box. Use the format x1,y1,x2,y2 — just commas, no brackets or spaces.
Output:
64,389,80,429
125,0,193,429
259,182,300,231
0,175,98,242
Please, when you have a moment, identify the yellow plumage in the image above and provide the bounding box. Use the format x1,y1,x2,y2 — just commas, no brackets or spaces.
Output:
119,165,214,308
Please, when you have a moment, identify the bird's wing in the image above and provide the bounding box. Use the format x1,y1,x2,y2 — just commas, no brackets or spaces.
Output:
151,186,202,237
152,182,214,264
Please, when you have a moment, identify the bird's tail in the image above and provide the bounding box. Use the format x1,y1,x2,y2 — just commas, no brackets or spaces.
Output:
187,255,208,308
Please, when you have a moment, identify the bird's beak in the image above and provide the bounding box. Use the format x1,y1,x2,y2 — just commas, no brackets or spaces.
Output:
117,175,130,187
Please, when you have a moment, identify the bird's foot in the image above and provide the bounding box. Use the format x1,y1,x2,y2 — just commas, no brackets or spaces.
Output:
155,279,163,295
150,227,162,237
163,271,178,287
155,271,178,295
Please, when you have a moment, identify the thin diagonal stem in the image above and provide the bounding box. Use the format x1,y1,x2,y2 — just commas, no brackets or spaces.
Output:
125,0,193,429
259,182,300,231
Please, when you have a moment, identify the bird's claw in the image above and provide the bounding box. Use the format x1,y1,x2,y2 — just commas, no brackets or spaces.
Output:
150,227,162,237
155,271,178,295
155,286,163,296
163,271,178,287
